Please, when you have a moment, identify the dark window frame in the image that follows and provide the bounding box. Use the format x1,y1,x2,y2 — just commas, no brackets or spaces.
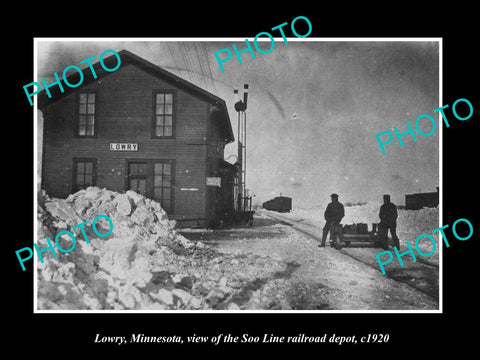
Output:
151,90,176,139
153,160,174,214
72,158,97,193
125,159,175,214
126,161,149,197
75,91,98,138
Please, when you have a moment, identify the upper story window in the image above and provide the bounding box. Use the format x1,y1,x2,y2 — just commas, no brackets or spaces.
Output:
153,92,175,138
78,93,96,136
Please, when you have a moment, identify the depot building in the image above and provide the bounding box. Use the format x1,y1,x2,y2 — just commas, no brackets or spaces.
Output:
38,49,237,227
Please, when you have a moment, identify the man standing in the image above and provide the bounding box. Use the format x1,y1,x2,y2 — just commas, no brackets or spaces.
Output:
379,194,400,249
321,193,345,247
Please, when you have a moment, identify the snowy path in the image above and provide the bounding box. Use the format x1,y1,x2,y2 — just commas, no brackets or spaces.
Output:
262,210,439,300
180,213,439,311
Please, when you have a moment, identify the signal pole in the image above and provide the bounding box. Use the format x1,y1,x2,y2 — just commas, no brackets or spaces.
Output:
233,84,249,211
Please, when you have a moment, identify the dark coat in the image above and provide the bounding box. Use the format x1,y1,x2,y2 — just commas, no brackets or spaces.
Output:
324,201,345,223
379,202,398,225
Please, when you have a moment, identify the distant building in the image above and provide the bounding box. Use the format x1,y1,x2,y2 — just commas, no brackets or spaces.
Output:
262,196,292,213
405,187,439,210
38,49,236,228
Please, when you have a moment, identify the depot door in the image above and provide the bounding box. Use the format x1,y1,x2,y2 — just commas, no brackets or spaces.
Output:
126,160,174,214
127,162,148,196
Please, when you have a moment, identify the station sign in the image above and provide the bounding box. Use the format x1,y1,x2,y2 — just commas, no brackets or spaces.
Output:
109,143,138,151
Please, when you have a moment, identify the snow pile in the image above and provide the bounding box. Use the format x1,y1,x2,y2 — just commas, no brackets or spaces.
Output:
396,207,440,236
37,187,285,310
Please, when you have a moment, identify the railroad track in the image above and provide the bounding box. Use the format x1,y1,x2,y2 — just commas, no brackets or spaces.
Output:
260,210,440,301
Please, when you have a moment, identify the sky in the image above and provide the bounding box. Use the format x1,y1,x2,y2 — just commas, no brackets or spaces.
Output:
36,39,440,208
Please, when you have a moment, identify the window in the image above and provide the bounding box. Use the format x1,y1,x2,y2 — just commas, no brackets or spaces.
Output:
126,160,174,213
78,93,96,136
73,159,96,192
153,162,172,213
127,162,148,196
153,92,174,137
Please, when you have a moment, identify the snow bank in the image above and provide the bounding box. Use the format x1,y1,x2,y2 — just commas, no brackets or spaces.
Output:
37,187,285,310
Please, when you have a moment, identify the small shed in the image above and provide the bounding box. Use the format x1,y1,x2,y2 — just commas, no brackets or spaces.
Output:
405,187,439,210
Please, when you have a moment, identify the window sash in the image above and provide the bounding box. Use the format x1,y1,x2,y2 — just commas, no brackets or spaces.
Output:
74,159,96,191
129,178,147,195
153,92,174,137
129,162,148,176
126,160,174,213
153,162,172,212
78,93,96,136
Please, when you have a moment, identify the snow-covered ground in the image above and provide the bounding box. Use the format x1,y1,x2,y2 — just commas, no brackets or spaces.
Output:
201,213,439,310
36,189,439,311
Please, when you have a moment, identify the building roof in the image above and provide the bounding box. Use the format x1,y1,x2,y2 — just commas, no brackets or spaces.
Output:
405,187,439,197
38,49,234,143
405,192,439,197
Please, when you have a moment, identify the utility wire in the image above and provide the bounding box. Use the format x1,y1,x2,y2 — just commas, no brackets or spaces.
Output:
184,42,203,87
192,42,210,93
200,42,218,96
175,42,191,83
165,42,179,72
166,42,191,83
161,65,234,90
165,42,233,96
183,42,202,87
178,42,192,83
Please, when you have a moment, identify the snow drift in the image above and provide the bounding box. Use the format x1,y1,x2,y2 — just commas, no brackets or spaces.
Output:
36,187,285,310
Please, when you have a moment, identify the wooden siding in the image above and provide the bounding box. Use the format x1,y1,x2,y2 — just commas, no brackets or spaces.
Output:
41,63,216,223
